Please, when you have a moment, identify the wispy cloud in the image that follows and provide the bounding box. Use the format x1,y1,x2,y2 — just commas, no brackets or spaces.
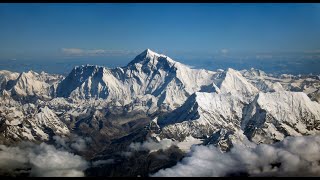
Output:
119,138,175,157
53,135,92,152
61,48,135,57
61,48,84,56
304,49,320,54
129,138,174,153
220,49,229,54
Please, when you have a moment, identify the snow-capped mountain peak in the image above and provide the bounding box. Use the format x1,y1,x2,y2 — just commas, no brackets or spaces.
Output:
10,71,51,99
242,91,320,144
127,49,177,68
157,91,246,140
56,49,220,109
212,68,259,99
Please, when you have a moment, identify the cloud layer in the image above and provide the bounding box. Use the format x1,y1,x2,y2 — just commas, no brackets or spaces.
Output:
0,142,89,177
152,135,320,177
61,48,134,57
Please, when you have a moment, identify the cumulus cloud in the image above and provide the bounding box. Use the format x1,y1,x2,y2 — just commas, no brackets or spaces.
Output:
61,48,134,57
53,135,92,152
0,142,88,177
129,138,174,153
152,135,320,177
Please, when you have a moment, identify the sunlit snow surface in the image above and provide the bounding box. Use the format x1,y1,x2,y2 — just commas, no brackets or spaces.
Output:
0,49,320,177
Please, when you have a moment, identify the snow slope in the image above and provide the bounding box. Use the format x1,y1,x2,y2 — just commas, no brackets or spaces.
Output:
0,96,69,143
158,92,246,140
242,91,320,144
57,49,218,110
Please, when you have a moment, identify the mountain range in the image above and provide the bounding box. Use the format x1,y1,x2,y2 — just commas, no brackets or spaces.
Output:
0,49,320,176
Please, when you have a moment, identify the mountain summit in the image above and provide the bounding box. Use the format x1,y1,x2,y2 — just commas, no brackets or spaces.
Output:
56,49,219,109
127,48,177,68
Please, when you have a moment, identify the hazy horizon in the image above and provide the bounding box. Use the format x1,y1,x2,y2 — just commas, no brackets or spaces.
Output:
0,49,319,76
0,3,319,75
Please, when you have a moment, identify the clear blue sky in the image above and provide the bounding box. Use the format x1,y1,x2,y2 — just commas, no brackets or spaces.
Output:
0,3,320,61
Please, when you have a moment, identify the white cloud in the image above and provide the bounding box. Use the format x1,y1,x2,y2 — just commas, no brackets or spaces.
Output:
61,48,134,57
53,135,91,152
0,142,88,177
61,48,84,56
119,138,175,158
220,49,229,54
129,138,174,153
152,135,320,177
70,138,88,152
